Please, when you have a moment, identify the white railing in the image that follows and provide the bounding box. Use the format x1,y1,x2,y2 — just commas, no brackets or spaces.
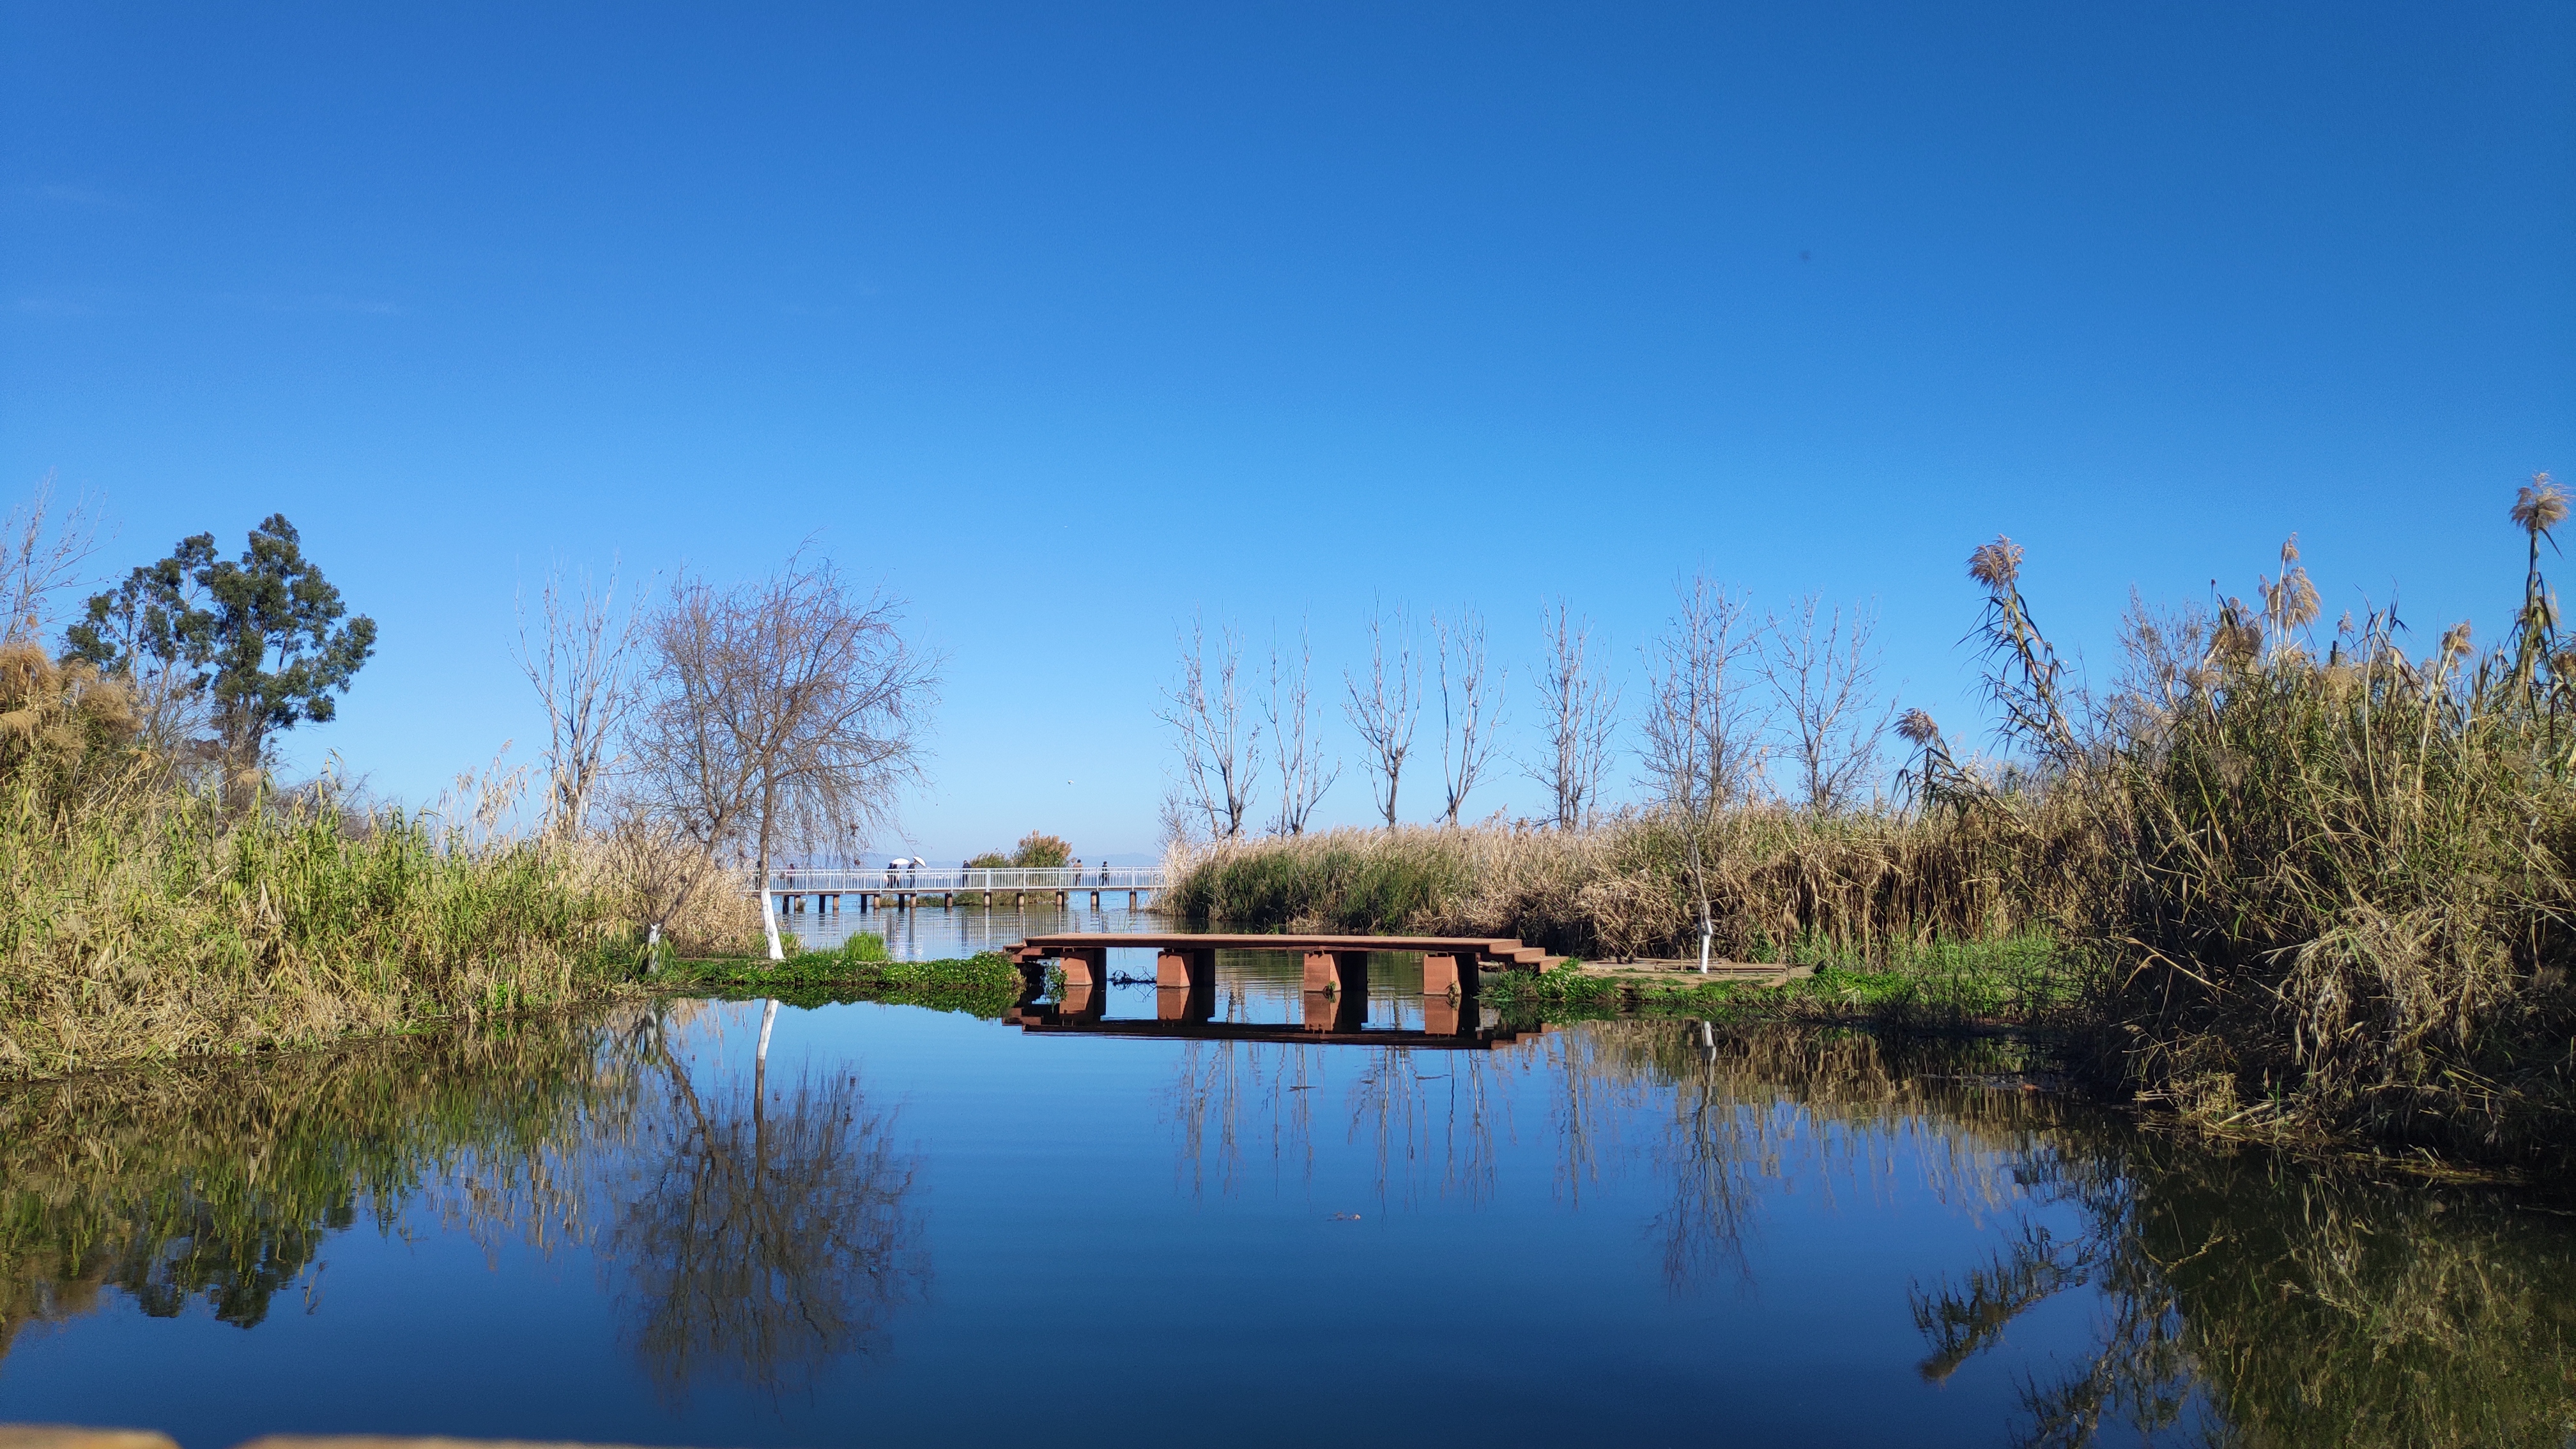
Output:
753,866,1167,894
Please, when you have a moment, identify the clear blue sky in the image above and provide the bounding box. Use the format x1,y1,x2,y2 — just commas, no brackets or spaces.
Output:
6,2,2570,861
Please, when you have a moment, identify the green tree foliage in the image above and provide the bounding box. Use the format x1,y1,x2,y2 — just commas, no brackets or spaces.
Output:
963,832,1073,869
64,514,376,769
1011,831,1070,866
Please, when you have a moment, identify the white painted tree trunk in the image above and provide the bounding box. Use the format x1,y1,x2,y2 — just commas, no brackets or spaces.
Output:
1698,923,1712,974
644,922,662,976
761,886,785,961
758,997,778,1063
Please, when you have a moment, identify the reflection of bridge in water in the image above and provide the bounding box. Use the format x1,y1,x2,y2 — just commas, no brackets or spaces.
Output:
1002,932,1559,1049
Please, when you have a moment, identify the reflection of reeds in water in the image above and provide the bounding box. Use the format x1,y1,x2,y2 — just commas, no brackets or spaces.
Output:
0,1009,652,1353
1911,1222,2097,1383
1889,1113,2576,1447
2002,1149,2576,1449
0,1000,927,1406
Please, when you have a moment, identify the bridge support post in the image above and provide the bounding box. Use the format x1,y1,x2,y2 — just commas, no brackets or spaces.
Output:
1155,947,1215,990
1423,995,1466,1036
1422,952,1479,998
1057,946,1109,988
1301,949,1369,995
1301,958,1369,1032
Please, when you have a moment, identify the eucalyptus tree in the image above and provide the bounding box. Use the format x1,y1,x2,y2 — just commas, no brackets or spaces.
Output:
63,513,376,793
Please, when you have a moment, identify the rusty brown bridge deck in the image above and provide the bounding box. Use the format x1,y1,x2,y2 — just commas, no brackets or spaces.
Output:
1004,933,1564,997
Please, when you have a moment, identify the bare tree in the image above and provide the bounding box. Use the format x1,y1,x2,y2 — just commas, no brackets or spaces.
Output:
1264,622,1338,836
1526,601,1620,830
1639,576,1763,972
515,558,646,839
1432,608,1504,826
1159,612,1261,839
1,472,100,645
1757,594,1894,814
1342,603,1422,829
627,554,934,958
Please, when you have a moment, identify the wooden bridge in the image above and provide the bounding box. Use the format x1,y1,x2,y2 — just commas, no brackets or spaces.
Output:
759,865,1167,913
1005,932,1564,996
1002,931,1561,1047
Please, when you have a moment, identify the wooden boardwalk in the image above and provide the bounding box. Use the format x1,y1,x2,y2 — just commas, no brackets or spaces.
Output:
763,867,1166,913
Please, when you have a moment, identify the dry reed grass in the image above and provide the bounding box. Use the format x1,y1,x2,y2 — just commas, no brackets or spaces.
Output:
1167,805,2083,965
1170,480,2576,1176
0,643,645,1078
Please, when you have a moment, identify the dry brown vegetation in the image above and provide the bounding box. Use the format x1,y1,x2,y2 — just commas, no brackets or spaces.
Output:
0,641,680,1079
1166,808,2076,965
1174,479,2576,1177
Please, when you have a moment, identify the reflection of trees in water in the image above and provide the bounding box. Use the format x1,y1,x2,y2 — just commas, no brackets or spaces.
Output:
606,1021,924,1402
0,1013,650,1354
1579,1020,2576,1447
1910,1140,2576,1449
1547,1021,2069,1289
1165,1039,1316,1198
0,999,926,1408
1162,1042,1503,1207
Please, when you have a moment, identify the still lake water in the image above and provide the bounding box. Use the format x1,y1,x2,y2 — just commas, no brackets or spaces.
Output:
4,903,2574,1448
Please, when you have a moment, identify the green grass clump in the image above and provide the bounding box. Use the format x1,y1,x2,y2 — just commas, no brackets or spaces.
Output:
1483,933,2082,1029
659,948,1025,1018
1168,836,1478,933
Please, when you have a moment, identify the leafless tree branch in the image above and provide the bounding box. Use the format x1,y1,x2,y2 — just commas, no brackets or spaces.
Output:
1757,594,1894,813
1525,601,1620,829
1433,608,1505,826
2,471,101,645
1264,622,1338,836
515,557,647,839
1159,612,1261,839
1342,603,1422,829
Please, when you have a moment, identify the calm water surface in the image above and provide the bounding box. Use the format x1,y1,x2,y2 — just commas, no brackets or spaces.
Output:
4,933,2573,1448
